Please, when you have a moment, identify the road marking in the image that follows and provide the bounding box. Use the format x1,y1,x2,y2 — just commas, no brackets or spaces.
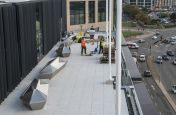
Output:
151,85,156,91
160,112,162,115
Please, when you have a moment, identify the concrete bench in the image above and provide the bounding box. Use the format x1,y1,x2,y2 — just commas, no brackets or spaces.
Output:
20,79,49,110
38,57,67,79
56,43,71,57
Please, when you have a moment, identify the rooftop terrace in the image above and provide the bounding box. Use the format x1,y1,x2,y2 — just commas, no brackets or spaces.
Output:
0,41,117,115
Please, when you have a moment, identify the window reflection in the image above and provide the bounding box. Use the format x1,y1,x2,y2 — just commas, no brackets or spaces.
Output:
70,1,85,25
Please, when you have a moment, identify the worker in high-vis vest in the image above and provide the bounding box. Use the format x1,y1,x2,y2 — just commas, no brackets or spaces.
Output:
76,34,81,42
81,37,86,55
99,37,105,54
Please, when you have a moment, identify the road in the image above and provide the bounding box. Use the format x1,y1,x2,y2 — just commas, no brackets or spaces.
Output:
128,28,176,115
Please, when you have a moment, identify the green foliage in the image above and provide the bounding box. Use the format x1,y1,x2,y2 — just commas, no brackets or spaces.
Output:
141,7,149,13
122,31,143,38
123,5,152,25
123,5,140,18
159,13,169,18
135,11,150,24
122,21,137,27
164,24,176,28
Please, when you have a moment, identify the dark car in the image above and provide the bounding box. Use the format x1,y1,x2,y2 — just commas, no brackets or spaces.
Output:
155,32,160,36
167,50,174,56
162,39,170,44
162,54,170,60
144,70,152,77
138,39,145,43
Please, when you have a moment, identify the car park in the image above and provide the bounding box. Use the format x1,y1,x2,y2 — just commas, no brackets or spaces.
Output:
144,70,152,77
171,85,176,93
162,54,170,60
173,59,176,65
167,50,174,56
152,36,157,39
139,54,145,62
156,56,163,64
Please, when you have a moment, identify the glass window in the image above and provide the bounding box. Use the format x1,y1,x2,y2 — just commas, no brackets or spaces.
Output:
98,0,106,22
70,1,85,25
89,1,95,23
36,3,43,59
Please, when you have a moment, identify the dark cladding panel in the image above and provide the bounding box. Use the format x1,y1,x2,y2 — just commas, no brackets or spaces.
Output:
42,0,64,54
16,2,37,78
42,0,54,54
61,0,67,33
52,0,61,44
2,4,21,92
0,5,7,103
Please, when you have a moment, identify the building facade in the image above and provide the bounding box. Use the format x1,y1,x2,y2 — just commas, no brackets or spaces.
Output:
128,0,154,9
155,0,176,9
0,0,66,103
66,0,114,32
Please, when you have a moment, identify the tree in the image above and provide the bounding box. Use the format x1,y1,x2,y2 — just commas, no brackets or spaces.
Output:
159,13,169,18
123,5,140,18
135,12,150,24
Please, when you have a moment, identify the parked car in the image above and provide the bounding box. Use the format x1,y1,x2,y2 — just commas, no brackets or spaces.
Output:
138,39,145,43
155,32,160,36
162,39,170,44
127,42,139,49
152,36,157,39
171,41,176,45
139,54,145,62
144,70,152,77
171,85,176,93
173,59,176,65
132,52,138,57
167,50,174,56
162,54,170,60
156,56,163,64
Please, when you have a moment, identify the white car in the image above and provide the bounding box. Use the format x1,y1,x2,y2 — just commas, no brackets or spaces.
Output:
171,85,176,93
127,42,139,49
152,36,157,39
171,41,176,45
173,59,176,65
139,54,145,62
156,56,163,64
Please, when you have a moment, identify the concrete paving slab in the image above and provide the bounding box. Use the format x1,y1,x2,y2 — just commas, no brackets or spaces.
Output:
0,42,116,115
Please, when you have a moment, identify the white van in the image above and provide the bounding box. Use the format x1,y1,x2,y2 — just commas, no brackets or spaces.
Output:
170,36,176,42
127,42,139,49
139,54,145,62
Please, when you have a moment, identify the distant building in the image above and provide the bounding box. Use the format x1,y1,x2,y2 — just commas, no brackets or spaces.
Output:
127,0,154,9
154,0,176,9
66,0,114,32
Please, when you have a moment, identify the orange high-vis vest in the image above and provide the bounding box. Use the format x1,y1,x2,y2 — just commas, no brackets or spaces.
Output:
81,39,86,48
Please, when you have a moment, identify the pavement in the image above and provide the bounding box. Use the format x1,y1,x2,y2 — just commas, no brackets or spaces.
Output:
146,56,176,113
0,42,116,115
